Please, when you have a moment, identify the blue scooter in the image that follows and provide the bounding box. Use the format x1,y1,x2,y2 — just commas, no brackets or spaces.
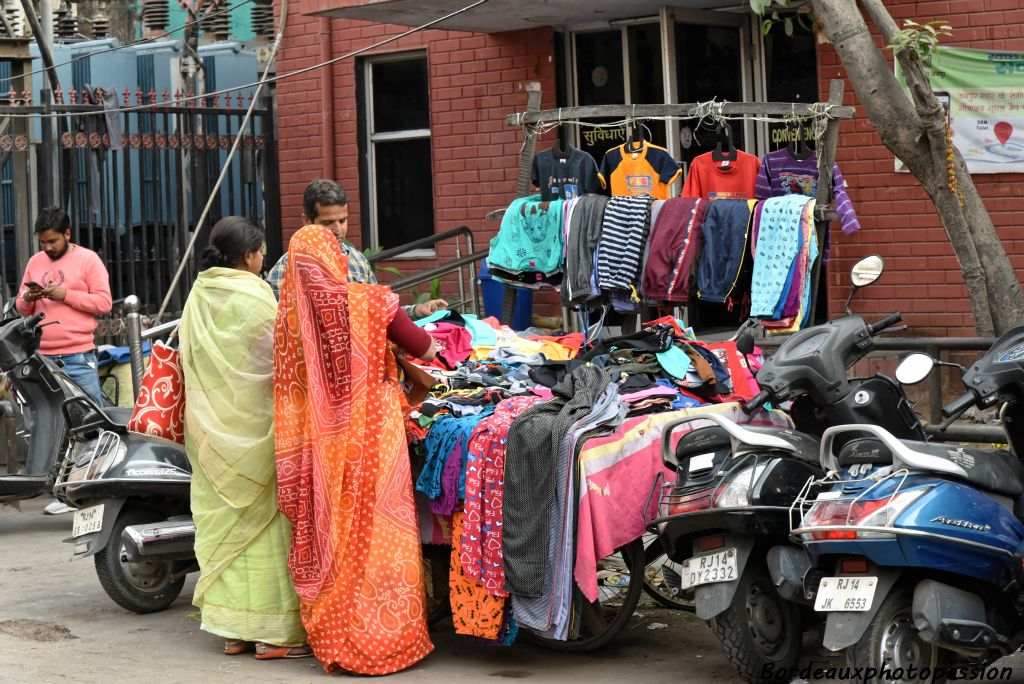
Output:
777,329,1024,681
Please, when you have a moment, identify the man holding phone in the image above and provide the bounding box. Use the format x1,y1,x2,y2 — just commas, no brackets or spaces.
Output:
17,208,111,514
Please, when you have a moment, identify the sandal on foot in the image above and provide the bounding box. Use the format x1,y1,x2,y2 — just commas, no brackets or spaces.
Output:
224,640,256,655
254,643,313,660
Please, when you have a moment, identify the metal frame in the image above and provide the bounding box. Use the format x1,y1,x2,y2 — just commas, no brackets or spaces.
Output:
0,92,279,323
790,467,1014,560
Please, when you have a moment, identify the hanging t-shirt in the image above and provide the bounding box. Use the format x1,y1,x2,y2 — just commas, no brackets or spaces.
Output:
681,150,761,200
531,146,601,201
598,141,681,199
754,148,861,234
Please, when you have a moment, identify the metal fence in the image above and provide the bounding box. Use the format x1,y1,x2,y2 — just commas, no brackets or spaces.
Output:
0,85,280,338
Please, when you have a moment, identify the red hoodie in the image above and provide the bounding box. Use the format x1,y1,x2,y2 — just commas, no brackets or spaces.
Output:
15,244,112,355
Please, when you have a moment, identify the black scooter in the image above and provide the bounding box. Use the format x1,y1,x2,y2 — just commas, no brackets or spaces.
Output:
648,256,927,683
51,321,196,614
0,310,133,502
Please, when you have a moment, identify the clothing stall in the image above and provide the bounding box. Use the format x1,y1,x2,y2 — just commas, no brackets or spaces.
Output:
404,80,858,650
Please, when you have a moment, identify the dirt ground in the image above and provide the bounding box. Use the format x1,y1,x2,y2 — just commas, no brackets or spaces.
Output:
4,497,1024,683
0,497,745,684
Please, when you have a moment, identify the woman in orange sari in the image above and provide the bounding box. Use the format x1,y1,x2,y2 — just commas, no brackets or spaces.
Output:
273,224,436,675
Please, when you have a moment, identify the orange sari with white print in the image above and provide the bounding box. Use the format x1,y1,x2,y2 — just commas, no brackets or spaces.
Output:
273,225,433,675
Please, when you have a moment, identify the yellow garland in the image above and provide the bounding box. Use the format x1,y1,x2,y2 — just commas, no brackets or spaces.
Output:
945,120,965,208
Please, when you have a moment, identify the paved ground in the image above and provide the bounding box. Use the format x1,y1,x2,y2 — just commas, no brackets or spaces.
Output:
5,498,1024,684
0,497,743,684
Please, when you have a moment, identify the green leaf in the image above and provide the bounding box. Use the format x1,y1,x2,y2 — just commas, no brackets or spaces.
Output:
784,16,794,37
771,10,780,20
762,18,774,35
377,266,401,277
749,0,765,15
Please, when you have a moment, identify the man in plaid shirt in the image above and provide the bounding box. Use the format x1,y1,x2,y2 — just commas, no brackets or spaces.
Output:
266,179,447,319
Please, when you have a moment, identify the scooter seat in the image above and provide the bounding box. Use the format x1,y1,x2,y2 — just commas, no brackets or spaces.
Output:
104,406,134,428
745,426,822,466
675,426,731,461
899,440,1024,497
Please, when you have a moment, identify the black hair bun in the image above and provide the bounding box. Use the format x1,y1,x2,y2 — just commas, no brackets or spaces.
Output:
199,245,227,270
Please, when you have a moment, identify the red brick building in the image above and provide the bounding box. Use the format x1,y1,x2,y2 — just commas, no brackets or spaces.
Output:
272,0,1024,337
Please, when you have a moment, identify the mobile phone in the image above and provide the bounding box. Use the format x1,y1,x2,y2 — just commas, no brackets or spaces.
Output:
24,281,42,290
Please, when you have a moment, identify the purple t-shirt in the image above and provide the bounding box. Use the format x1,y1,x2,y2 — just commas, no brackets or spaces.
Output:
754,149,860,235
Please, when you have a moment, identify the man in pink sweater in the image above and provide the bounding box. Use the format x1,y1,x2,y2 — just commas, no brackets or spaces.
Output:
16,207,112,405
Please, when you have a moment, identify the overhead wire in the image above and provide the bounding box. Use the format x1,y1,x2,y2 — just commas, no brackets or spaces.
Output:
155,0,281,320
2,0,491,118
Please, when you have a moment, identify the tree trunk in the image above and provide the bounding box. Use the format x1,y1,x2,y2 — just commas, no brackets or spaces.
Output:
811,0,1024,336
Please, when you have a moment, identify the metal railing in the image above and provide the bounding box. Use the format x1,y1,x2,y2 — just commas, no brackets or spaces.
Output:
367,225,484,316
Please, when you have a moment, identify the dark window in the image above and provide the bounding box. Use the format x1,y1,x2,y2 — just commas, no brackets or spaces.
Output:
372,58,430,133
675,24,744,165
374,139,434,250
628,24,666,148
575,30,624,106
362,55,434,250
764,17,819,150
576,27,667,161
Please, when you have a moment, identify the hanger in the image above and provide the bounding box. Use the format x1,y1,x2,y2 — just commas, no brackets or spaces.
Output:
788,118,813,161
712,121,738,162
624,106,645,153
553,109,571,157
625,119,645,153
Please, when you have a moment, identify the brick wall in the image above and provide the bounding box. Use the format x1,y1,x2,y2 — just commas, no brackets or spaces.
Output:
819,0,1024,337
273,4,557,310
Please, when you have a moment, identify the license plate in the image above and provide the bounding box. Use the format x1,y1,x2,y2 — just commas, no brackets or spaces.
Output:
72,504,104,537
814,576,878,612
679,548,737,589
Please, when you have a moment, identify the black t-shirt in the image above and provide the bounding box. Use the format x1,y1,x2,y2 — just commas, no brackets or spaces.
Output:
531,146,601,201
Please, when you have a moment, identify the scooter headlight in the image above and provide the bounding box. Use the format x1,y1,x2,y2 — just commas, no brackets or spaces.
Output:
713,463,768,509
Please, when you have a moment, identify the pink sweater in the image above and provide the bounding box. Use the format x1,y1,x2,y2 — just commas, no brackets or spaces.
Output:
15,244,112,355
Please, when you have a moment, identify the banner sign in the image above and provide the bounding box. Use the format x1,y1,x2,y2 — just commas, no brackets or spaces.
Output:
898,46,1024,173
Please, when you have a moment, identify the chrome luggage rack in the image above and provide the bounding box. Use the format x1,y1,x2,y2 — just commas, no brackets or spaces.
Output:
53,429,124,502
788,466,911,536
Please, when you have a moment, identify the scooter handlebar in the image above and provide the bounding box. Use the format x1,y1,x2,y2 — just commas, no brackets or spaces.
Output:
21,312,45,330
742,388,771,415
867,312,902,336
942,391,975,419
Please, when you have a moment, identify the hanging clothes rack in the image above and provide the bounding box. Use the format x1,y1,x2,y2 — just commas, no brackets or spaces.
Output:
497,79,855,334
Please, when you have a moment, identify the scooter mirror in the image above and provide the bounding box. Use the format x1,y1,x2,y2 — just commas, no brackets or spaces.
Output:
850,255,884,288
736,328,756,356
895,353,935,385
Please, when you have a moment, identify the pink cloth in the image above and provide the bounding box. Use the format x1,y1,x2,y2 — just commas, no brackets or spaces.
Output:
426,322,473,369
16,244,111,355
621,386,678,403
573,404,794,602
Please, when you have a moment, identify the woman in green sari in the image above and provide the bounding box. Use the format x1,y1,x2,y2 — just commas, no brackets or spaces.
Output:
179,217,309,659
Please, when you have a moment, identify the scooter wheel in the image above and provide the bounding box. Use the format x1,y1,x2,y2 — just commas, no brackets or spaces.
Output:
94,507,186,614
848,588,946,683
711,559,802,683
